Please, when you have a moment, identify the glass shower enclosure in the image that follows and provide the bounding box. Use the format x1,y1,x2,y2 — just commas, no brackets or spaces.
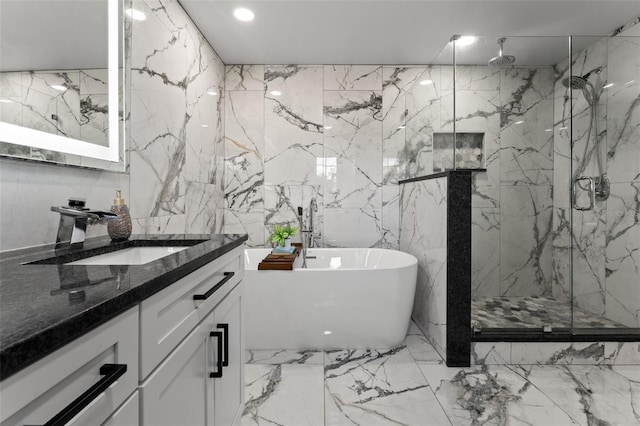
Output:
446,30,640,335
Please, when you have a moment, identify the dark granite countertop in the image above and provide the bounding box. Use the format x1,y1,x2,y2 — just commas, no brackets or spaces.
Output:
0,233,248,380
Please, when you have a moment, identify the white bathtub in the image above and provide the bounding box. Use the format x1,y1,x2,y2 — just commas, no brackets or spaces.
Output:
243,248,418,350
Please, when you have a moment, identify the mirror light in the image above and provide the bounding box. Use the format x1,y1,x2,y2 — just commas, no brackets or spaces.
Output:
0,0,120,163
206,90,218,96
126,8,146,21
419,79,434,86
270,90,282,96
234,7,255,22
50,84,67,91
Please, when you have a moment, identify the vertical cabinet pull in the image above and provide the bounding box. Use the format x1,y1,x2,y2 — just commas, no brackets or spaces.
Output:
209,323,230,378
209,331,223,378
38,364,127,426
217,323,229,367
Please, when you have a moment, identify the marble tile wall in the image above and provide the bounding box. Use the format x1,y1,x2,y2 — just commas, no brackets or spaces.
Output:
402,65,555,299
0,0,225,251
223,65,412,248
552,22,640,327
399,177,448,359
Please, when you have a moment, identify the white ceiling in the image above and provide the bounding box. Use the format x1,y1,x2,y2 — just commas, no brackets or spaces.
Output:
180,0,640,66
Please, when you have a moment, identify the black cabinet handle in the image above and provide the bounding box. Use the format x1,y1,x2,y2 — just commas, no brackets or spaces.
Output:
39,364,127,426
217,323,229,367
193,272,235,301
209,331,223,378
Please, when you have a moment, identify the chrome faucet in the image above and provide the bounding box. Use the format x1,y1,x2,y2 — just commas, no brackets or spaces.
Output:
51,198,117,249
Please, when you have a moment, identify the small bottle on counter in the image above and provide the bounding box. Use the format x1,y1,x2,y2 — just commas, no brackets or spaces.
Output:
107,189,132,241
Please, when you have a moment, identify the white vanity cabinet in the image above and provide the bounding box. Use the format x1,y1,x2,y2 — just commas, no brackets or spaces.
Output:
0,243,246,426
138,245,245,426
0,307,139,426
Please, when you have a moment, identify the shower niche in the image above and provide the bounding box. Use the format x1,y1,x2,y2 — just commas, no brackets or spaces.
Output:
432,132,485,172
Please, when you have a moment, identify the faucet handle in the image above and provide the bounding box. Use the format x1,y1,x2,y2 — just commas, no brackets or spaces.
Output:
297,206,303,216
68,198,86,209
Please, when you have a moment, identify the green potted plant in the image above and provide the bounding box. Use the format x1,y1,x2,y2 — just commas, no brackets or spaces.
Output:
269,223,299,248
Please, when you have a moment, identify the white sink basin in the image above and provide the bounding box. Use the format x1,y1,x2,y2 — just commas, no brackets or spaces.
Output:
66,246,189,266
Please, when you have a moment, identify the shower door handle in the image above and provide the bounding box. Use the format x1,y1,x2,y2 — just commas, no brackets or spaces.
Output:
573,176,595,211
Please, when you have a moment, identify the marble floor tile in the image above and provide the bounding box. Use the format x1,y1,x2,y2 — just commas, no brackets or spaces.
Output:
515,364,640,426
246,349,324,365
242,364,325,426
419,364,580,425
324,347,451,425
404,334,445,365
242,323,637,425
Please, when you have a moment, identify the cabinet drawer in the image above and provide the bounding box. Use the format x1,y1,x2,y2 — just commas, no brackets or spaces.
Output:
139,247,243,380
0,307,138,426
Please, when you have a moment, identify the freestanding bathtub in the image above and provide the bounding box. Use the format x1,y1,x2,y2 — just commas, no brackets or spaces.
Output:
243,248,418,350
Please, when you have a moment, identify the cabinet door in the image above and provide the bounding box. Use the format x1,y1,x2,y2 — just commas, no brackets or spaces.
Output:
102,391,139,426
212,282,245,426
140,312,214,426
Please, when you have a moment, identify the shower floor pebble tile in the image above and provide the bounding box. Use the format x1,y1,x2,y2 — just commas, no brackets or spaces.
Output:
241,322,638,425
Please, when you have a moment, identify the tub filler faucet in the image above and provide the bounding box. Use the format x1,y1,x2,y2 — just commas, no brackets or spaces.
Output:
51,198,117,250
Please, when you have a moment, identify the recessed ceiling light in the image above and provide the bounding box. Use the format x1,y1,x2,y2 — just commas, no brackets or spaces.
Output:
270,90,282,96
234,7,255,22
603,83,614,89
323,330,332,335
0,98,13,103
206,90,218,96
126,8,146,21
50,84,67,91
324,126,332,130
455,36,476,47
201,124,209,128
419,79,434,86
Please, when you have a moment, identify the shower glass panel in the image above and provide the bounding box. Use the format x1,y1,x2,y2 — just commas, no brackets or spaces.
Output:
568,34,640,331
459,36,573,331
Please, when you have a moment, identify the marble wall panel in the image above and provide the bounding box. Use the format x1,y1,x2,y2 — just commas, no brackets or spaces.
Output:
129,0,190,220
382,66,425,185
263,66,324,186
606,35,640,184
499,185,553,296
323,208,381,248
471,207,500,298
323,65,382,91
605,182,640,327
224,91,264,210
323,90,382,209
404,67,441,179
399,178,448,358
225,65,264,91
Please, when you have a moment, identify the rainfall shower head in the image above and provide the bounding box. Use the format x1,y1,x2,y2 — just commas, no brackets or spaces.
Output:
488,38,516,69
561,75,590,90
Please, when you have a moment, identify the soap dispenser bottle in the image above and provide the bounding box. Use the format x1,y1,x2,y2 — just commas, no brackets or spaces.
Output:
107,189,132,241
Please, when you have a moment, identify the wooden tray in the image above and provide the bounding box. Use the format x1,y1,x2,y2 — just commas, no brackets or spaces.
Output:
258,244,302,270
